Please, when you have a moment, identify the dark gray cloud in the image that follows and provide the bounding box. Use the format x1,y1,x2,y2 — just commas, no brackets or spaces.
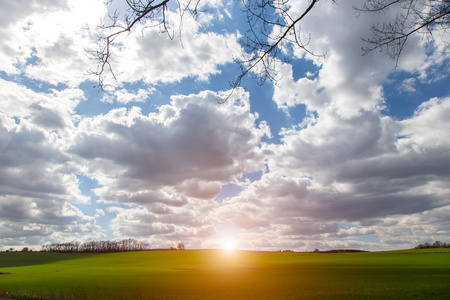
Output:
0,118,72,198
70,90,267,206
30,103,68,130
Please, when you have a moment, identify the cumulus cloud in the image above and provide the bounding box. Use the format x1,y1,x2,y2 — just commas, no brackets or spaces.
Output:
90,2,243,89
0,79,83,134
0,0,105,86
0,117,79,201
101,23,242,87
272,0,446,118
69,89,268,242
0,0,241,89
0,0,67,74
71,89,266,199
0,62,98,248
271,1,391,116
103,87,155,104
107,206,217,247
0,112,100,248
215,95,450,249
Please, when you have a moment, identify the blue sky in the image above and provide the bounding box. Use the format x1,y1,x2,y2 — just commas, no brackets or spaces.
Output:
0,0,449,251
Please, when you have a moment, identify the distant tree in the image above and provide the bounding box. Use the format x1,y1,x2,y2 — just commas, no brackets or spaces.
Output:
415,241,448,249
313,248,320,253
21,247,29,252
432,241,443,248
40,239,150,253
177,243,185,250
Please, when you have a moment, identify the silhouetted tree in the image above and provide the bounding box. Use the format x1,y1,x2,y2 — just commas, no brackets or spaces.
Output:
177,243,185,250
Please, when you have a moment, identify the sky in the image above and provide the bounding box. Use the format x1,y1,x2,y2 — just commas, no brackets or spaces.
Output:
0,0,449,252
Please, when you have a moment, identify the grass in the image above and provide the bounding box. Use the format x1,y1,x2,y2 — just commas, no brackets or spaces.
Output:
0,248,449,299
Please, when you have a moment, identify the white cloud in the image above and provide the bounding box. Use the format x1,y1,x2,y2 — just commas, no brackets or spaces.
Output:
0,0,105,86
272,0,447,119
0,0,67,74
101,23,242,87
105,87,155,104
271,1,392,117
0,0,241,89
0,79,84,132
399,97,450,148
399,78,417,93
95,209,105,218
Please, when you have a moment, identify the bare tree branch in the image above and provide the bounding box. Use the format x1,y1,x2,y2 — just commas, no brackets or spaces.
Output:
87,0,325,94
87,1,448,94
222,0,329,102
356,0,450,65
87,0,200,90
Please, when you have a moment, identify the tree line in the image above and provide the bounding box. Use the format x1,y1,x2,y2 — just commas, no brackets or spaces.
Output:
415,241,448,249
41,239,185,253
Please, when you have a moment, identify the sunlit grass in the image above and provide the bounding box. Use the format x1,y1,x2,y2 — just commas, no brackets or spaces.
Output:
1,249,449,299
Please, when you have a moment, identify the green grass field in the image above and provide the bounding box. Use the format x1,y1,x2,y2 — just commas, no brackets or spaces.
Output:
1,248,449,299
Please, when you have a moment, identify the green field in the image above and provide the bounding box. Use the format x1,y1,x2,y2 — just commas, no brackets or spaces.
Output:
1,248,449,299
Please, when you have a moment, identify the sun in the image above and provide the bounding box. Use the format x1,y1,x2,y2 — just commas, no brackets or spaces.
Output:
222,239,236,250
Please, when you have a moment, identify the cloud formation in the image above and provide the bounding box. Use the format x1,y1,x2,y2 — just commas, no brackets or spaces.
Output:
71,90,266,202
213,0,450,250
0,0,448,251
69,89,268,244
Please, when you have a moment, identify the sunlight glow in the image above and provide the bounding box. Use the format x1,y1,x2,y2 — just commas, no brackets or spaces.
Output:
222,239,236,250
